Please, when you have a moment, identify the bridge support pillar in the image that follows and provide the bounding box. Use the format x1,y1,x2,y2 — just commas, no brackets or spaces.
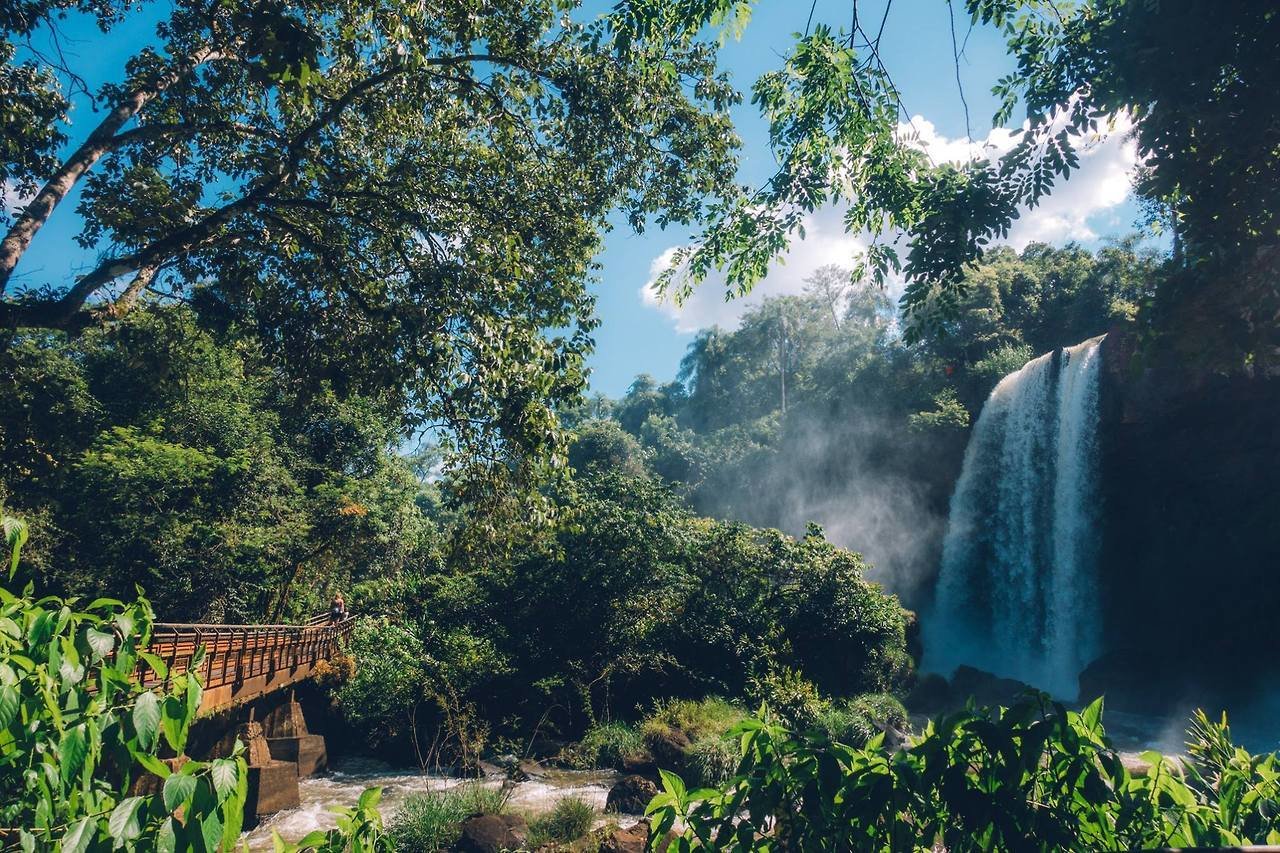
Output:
267,699,328,778
239,718,301,828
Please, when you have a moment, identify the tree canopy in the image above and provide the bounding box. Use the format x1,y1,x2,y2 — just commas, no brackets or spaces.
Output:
1,0,741,485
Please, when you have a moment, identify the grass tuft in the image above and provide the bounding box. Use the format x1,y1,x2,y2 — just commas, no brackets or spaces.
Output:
386,783,509,852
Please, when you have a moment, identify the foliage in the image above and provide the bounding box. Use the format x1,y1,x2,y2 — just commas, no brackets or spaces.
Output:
0,527,249,850
640,698,746,748
0,309,435,621
620,0,1275,350
647,696,1280,851
682,736,738,789
570,722,646,771
813,693,911,749
528,796,597,846
1,0,745,510
386,784,510,853
274,787,392,853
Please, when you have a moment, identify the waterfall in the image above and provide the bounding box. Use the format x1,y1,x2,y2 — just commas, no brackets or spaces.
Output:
925,335,1105,698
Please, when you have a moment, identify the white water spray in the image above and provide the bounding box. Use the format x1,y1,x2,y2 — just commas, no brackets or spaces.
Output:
925,336,1104,698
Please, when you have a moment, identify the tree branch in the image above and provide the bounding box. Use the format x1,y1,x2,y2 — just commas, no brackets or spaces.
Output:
0,47,226,293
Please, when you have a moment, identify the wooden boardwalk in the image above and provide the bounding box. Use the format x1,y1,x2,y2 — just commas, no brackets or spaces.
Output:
141,614,354,714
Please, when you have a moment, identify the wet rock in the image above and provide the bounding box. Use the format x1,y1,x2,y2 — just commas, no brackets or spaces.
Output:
905,672,951,714
455,813,529,853
605,775,659,814
598,822,675,853
949,665,1035,708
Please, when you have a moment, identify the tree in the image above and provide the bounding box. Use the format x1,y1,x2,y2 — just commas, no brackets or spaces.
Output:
1,0,741,484
626,0,1279,355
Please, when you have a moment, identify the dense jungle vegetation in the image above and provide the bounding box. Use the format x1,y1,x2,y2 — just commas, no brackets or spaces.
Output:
1,0,1277,847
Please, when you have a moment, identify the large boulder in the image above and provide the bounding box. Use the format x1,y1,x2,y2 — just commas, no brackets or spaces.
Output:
454,813,529,853
605,775,659,814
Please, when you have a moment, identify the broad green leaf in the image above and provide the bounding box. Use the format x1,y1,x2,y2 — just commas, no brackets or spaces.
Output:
209,759,238,803
58,817,93,853
85,628,115,659
161,695,189,753
0,684,18,729
133,691,161,752
107,796,144,842
59,727,88,789
163,773,197,813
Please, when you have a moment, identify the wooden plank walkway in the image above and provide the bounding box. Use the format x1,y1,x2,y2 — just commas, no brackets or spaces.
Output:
141,614,354,714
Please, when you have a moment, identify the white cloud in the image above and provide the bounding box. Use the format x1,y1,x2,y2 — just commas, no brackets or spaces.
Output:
644,112,1139,332
1,181,34,217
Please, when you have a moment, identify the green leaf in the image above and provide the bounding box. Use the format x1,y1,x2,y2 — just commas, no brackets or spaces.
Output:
356,786,382,811
133,691,161,752
86,627,115,659
135,751,173,779
108,796,144,842
161,695,189,753
59,726,88,789
139,652,168,680
163,773,197,813
58,817,93,853
0,683,18,729
209,759,238,803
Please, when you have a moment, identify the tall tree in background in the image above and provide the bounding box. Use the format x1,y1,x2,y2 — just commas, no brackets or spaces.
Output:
0,0,741,497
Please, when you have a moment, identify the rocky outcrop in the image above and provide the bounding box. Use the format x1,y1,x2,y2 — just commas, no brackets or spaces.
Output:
1093,326,1280,710
605,775,659,814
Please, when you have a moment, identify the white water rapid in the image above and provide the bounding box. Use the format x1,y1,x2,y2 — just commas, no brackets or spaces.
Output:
925,335,1105,698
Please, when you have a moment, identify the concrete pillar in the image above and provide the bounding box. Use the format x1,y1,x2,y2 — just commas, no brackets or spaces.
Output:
239,718,301,828
266,699,329,779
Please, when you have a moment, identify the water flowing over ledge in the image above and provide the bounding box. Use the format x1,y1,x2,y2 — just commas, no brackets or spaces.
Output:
925,335,1105,698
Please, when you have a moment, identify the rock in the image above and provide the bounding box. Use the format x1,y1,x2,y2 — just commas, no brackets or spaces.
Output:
454,813,529,853
619,751,658,779
905,672,951,714
598,822,647,853
605,775,659,814
949,665,1034,709
643,728,691,771
598,822,675,853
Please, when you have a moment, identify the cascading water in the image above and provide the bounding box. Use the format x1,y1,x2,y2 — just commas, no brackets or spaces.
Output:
925,335,1105,698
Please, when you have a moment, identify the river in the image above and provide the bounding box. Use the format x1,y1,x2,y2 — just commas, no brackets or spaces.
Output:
242,757,630,850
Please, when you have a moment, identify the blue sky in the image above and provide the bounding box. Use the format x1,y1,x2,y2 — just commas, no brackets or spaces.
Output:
8,1,1145,397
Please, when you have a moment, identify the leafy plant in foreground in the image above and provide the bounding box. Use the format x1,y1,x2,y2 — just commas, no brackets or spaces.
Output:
0,513,248,851
647,696,1280,851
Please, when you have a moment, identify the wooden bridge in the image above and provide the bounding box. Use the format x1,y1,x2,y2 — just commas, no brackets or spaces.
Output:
141,614,354,714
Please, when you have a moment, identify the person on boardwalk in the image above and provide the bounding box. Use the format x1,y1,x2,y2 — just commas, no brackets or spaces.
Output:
329,592,348,622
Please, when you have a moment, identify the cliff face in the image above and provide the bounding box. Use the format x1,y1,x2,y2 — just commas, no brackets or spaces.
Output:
1088,328,1280,710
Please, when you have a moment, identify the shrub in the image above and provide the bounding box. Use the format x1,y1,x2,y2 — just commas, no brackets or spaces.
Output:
641,698,745,744
746,667,827,730
528,796,596,845
814,693,911,747
572,721,646,769
387,784,509,852
648,696,1280,851
684,736,739,788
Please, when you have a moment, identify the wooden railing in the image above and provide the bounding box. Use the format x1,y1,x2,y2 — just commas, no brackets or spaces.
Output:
142,614,354,714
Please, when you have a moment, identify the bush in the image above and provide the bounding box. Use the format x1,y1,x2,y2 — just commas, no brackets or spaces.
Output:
572,721,646,769
814,693,911,747
528,796,596,846
387,784,509,852
641,698,747,772
747,668,827,730
641,698,746,745
648,696,1280,851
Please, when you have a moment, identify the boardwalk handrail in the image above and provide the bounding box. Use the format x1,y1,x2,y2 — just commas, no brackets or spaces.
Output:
140,614,354,705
